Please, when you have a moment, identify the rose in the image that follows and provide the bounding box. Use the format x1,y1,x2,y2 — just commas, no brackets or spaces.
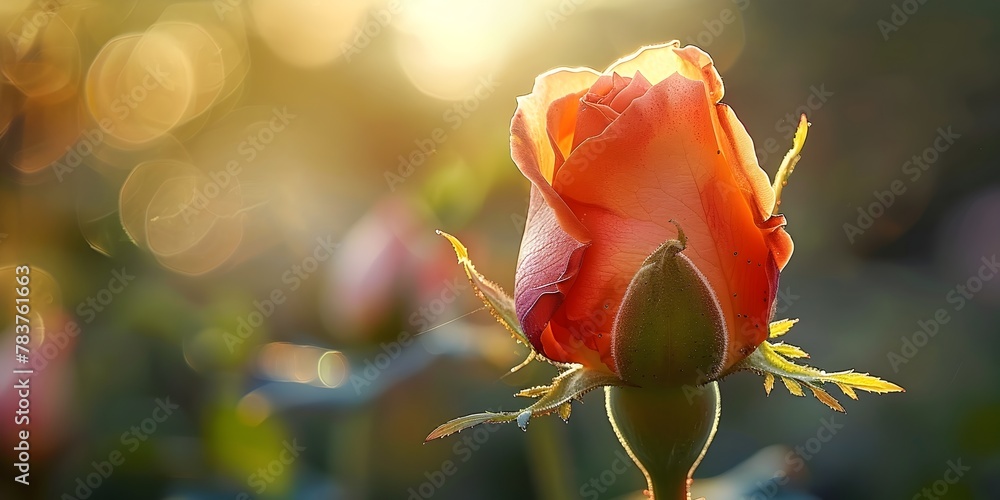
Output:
512,41,793,383
430,43,901,496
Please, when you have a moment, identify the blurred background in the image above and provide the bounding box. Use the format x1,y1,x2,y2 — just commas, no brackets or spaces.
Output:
0,0,998,498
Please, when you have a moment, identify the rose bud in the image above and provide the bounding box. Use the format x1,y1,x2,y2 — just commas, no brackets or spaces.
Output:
428,44,903,498
512,41,791,385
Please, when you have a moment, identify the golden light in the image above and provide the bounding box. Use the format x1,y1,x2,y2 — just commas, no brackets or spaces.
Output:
0,7,81,101
0,265,62,347
118,159,245,275
394,0,520,100
317,350,349,388
250,0,372,68
256,342,350,388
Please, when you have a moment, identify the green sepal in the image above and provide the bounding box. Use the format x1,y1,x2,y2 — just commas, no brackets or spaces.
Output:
611,222,727,388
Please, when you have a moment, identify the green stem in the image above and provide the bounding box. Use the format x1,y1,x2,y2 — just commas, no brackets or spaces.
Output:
604,382,720,500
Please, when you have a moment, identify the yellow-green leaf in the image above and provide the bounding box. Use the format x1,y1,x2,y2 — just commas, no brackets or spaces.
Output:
437,231,546,371
738,340,904,413
771,342,809,359
558,402,572,422
781,376,804,397
835,383,858,400
425,364,625,441
772,114,809,215
824,371,906,394
769,318,798,339
805,383,845,412
516,384,550,398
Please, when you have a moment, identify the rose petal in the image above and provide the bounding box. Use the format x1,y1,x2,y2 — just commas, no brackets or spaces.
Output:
715,103,794,269
514,186,589,354
607,71,652,114
605,41,724,103
571,100,617,152
571,72,654,152
546,89,589,171
714,104,775,224
554,73,779,370
599,73,630,104
511,67,600,242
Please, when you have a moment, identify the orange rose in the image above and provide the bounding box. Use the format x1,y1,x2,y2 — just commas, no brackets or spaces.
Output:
430,44,901,497
512,41,793,378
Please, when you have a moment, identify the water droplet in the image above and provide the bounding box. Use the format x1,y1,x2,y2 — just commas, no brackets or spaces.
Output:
516,410,531,430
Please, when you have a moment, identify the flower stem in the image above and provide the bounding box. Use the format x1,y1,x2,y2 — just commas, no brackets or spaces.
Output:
604,382,720,500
